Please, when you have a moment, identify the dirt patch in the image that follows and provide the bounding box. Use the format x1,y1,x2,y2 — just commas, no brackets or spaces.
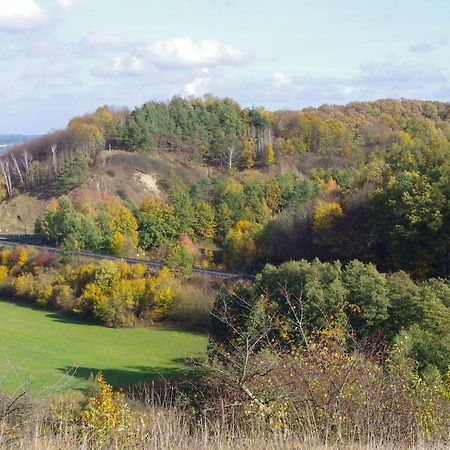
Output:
134,172,162,199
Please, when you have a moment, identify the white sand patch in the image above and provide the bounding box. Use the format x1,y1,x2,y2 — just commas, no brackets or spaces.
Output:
134,172,162,198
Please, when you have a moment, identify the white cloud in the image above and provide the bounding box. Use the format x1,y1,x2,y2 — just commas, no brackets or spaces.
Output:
143,37,252,69
342,86,357,96
273,72,291,87
184,77,211,96
235,57,447,110
0,0,46,31
87,36,251,79
359,59,446,86
93,55,147,78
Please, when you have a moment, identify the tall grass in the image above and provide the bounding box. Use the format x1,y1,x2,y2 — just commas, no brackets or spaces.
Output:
1,380,449,450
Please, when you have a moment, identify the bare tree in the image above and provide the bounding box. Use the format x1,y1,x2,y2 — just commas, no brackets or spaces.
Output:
227,143,235,169
11,155,24,187
50,144,58,177
22,149,33,187
0,158,13,196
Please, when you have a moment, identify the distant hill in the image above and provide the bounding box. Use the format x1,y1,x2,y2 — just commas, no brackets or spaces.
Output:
0,134,40,155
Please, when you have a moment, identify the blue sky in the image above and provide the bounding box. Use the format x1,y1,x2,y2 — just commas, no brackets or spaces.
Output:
0,0,449,134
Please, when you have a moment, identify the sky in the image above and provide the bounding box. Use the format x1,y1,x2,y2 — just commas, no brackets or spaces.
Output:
0,0,449,134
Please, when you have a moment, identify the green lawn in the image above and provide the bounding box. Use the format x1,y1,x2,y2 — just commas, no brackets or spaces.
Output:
0,299,207,396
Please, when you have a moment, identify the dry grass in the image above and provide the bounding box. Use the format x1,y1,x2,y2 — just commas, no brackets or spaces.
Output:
1,379,448,450
1,409,447,450
0,194,48,233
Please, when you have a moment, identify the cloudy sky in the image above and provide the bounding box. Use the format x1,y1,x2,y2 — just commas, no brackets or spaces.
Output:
0,0,449,134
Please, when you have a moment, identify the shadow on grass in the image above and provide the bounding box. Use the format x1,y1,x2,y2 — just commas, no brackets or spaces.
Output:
58,363,194,390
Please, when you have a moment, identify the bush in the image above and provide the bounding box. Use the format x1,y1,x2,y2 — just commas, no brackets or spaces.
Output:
0,265,8,285
163,243,194,277
81,372,130,446
13,273,35,299
167,286,214,331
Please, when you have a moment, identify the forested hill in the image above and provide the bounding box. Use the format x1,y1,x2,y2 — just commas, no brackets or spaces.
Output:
1,97,449,279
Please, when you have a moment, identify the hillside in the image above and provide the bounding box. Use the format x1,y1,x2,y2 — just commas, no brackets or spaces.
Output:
0,96,449,449
0,96,449,278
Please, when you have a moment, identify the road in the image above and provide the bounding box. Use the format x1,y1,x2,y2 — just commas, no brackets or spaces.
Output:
0,236,256,281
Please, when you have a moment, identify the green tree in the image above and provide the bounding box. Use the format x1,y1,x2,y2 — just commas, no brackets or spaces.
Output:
137,199,179,249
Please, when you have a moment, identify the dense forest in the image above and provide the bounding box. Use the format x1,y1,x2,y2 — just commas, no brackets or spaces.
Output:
1,96,447,279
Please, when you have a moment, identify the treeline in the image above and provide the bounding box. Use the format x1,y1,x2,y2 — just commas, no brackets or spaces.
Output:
3,96,450,197
0,106,128,197
35,151,449,279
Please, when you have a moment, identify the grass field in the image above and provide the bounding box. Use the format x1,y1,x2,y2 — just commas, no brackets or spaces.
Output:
0,299,207,396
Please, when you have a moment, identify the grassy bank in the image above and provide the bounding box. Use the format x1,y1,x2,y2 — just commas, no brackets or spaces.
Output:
0,299,206,396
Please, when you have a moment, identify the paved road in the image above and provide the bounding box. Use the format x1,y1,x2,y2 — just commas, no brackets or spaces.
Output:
0,236,256,281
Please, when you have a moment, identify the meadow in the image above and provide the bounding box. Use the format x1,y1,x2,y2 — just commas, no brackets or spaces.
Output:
0,299,206,396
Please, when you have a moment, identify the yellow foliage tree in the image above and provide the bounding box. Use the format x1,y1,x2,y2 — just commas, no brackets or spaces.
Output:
241,138,256,169
319,177,339,195
145,267,174,320
312,202,344,231
105,197,139,248
13,273,35,298
75,283,108,318
81,372,130,445
110,231,125,257
0,265,8,284
265,181,282,213
265,143,275,165
16,246,28,267
0,250,11,266
223,220,262,271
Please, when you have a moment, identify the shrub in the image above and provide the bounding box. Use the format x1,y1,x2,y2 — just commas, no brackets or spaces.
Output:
52,283,75,310
163,243,194,277
167,286,214,331
141,267,175,321
81,372,130,446
13,273,35,299
0,265,8,285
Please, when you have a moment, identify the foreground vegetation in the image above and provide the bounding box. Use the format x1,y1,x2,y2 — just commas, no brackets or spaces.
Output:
0,248,449,448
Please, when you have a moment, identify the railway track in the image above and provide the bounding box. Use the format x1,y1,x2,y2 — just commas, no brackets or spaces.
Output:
0,237,256,281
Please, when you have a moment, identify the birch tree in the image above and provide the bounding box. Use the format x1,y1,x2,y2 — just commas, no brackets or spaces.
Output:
0,158,13,196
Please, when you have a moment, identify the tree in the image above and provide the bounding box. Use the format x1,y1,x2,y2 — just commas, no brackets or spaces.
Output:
38,197,80,245
265,143,275,165
241,138,256,169
342,260,389,338
193,201,216,239
264,181,281,213
223,220,262,271
0,158,13,196
368,171,445,278
137,199,179,249
57,154,90,190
